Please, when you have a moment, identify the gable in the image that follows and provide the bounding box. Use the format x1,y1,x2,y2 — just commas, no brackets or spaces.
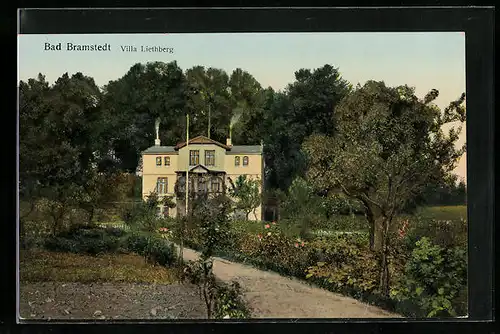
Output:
190,165,209,173
175,135,230,151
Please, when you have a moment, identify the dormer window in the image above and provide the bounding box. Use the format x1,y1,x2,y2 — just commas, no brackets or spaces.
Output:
235,156,240,166
164,156,170,166
243,156,249,166
156,157,162,166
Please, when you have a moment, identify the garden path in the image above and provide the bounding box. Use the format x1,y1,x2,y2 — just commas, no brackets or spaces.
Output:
181,247,401,319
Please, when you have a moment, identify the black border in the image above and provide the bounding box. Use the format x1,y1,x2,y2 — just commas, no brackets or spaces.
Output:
9,6,495,334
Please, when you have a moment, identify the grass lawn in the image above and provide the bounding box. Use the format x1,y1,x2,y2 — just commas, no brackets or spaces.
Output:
220,205,467,239
416,205,467,221
20,250,179,284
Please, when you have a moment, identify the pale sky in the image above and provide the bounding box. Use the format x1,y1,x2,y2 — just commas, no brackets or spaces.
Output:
17,32,467,181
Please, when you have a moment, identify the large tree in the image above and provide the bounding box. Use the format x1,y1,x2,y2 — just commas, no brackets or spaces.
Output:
102,61,188,172
262,65,351,191
228,68,268,145
303,81,466,296
19,72,110,233
184,66,233,143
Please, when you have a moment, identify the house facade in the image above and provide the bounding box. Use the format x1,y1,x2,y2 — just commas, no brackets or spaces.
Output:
141,135,264,220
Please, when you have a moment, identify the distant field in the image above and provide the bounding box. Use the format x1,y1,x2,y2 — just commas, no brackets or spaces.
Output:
417,205,467,221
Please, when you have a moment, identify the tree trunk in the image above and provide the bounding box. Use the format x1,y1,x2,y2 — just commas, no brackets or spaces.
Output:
87,207,95,226
379,233,391,298
367,210,385,252
364,203,391,297
378,217,391,298
372,218,385,252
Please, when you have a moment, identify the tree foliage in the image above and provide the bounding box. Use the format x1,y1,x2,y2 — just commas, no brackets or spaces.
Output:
262,65,351,190
303,81,466,296
228,175,261,220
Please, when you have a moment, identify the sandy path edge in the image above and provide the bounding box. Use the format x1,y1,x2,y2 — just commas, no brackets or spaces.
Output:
178,246,402,319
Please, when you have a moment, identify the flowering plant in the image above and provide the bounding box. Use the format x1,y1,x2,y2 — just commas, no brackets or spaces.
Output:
398,220,410,239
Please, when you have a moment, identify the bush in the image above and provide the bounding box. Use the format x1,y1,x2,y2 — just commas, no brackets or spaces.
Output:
44,226,126,255
324,215,368,232
143,237,177,267
214,281,251,319
20,220,52,249
104,226,127,237
391,237,467,317
305,234,379,295
44,237,79,253
405,216,467,248
125,232,177,266
125,232,150,255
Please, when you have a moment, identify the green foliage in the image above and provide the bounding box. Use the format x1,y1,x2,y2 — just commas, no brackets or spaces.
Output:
322,193,365,216
228,175,261,220
391,237,467,317
182,258,218,318
303,82,467,244
405,216,467,249
182,258,250,319
190,194,233,259
417,175,467,208
102,61,188,171
303,81,466,297
181,193,250,319
44,226,125,255
213,281,251,319
279,177,326,238
125,232,150,254
122,192,166,233
262,65,351,191
142,236,177,267
305,234,379,294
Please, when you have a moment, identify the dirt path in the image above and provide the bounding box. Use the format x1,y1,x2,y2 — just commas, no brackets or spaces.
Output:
181,247,401,318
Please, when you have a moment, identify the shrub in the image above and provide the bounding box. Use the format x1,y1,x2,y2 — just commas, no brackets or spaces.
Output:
405,216,467,248
324,215,368,232
214,281,251,319
305,234,379,295
20,220,52,249
125,232,150,255
143,237,177,267
390,237,467,317
44,237,79,253
125,232,177,266
182,259,251,319
122,193,166,233
44,226,126,255
104,226,127,237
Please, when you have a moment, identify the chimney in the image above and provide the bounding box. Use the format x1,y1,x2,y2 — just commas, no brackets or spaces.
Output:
226,137,232,147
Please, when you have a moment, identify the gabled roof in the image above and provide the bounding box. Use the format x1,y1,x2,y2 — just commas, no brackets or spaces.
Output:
174,135,231,151
142,146,177,154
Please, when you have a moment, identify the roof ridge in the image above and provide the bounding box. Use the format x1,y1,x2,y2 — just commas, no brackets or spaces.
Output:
174,135,230,150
